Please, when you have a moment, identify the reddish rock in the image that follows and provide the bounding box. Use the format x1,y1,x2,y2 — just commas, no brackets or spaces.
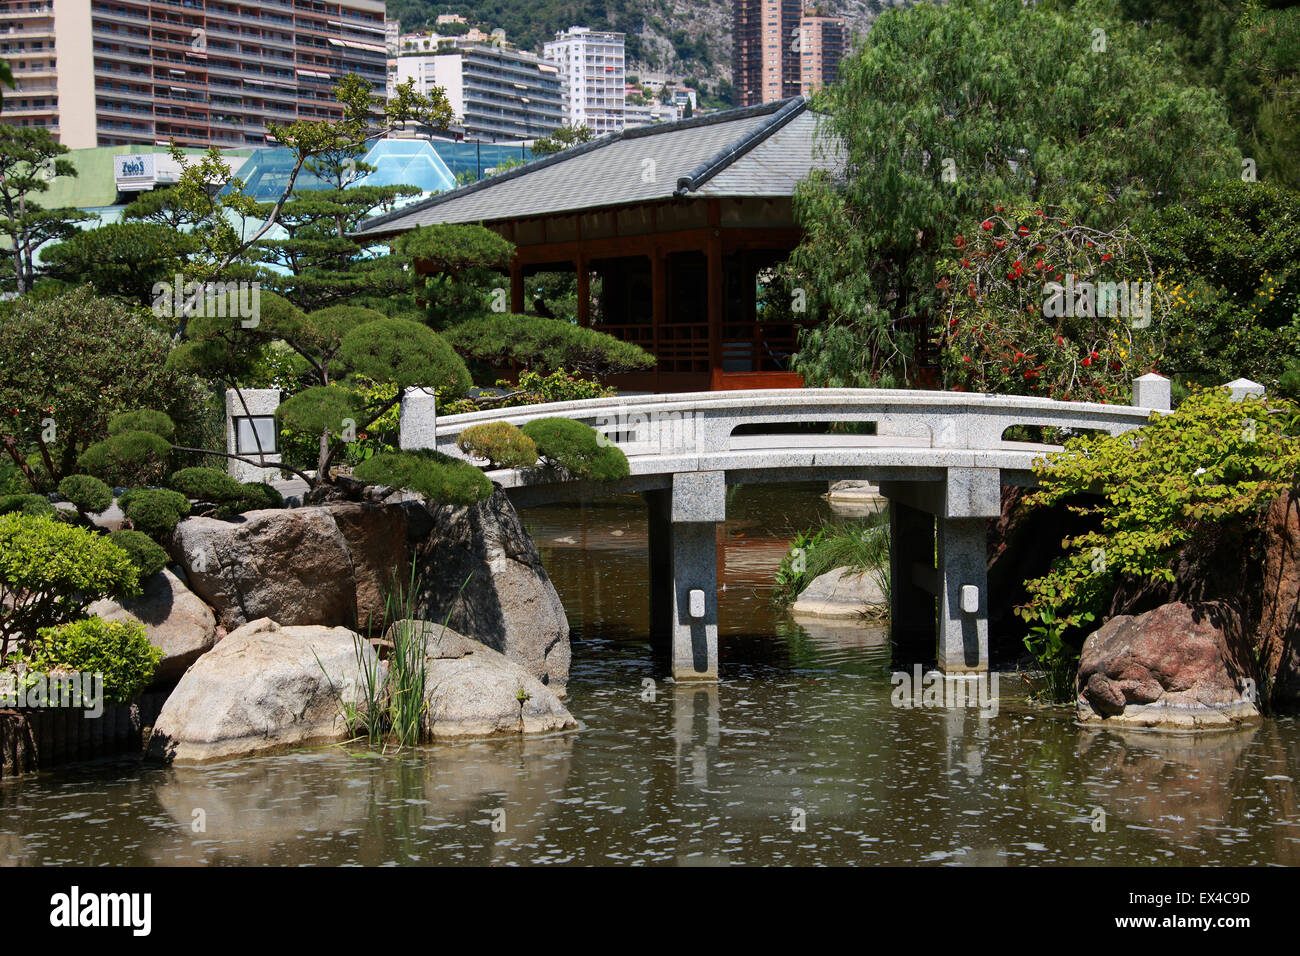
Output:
330,503,412,631
1077,602,1260,730
1259,491,1300,704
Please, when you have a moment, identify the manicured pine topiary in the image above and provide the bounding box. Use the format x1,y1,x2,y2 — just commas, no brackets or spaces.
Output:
107,529,169,581
168,466,244,503
107,409,175,441
57,474,113,516
521,418,630,482
0,493,56,518
118,488,190,541
78,430,173,488
353,449,492,506
456,421,539,470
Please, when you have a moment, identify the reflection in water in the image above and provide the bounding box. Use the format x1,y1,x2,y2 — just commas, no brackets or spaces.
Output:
1,483,1298,865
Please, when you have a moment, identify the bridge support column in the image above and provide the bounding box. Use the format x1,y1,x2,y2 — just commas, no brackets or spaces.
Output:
668,472,725,682
937,517,989,674
645,489,673,665
882,468,998,675
889,500,936,663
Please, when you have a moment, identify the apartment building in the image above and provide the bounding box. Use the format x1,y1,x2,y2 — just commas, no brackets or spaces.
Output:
0,0,387,149
396,44,563,142
733,2,845,106
543,26,624,136
797,14,846,95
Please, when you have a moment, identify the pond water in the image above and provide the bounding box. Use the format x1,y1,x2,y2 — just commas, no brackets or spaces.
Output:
2,483,1299,866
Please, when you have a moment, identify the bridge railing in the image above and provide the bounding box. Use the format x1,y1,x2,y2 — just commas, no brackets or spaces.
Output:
434,388,1165,462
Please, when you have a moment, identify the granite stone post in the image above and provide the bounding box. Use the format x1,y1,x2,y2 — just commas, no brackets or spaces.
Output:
669,471,725,682
936,516,989,673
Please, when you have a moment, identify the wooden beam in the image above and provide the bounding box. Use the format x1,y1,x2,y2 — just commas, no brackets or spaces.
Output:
652,245,665,394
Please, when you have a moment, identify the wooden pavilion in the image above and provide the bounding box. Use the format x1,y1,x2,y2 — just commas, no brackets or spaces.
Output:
354,96,838,392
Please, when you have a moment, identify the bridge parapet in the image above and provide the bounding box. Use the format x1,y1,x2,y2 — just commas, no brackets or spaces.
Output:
436,388,1165,462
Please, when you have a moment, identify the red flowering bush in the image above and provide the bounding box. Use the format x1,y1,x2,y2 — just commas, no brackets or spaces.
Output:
938,207,1168,402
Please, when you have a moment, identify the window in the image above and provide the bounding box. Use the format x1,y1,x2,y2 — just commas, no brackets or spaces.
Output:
234,416,278,456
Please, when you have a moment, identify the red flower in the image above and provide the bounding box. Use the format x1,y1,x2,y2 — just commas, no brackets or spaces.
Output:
994,239,1007,250
1056,336,1065,347
1034,259,1044,270
981,220,993,231
1017,226,1030,236
1090,350,1099,359
961,257,971,268
954,235,966,248
962,355,971,363
1101,253,1112,262
994,205,1004,212
1082,357,1092,366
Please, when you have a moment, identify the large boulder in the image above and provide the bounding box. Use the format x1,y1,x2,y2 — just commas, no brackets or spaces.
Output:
1077,602,1261,730
791,565,887,619
87,568,217,686
1259,491,1300,705
170,503,419,632
147,618,379,764
413,489,570,688
384,620,577,739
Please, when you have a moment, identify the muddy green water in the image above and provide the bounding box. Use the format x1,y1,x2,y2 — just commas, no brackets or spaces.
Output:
2,483,1299,866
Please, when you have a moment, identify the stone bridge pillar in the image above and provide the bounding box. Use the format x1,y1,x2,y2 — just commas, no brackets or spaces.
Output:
645,472,726,682
881,467,1000,674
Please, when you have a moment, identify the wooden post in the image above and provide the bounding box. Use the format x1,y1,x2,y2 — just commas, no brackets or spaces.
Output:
652,247,666,393
510,259,524,314
707,202,724,383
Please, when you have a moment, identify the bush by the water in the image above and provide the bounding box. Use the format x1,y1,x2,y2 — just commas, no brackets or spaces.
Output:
521,418,629,481
20,617,162,704
78,430,172,487
456,422,538,470
57,475,113,516
118,488,190,540
353,450,492,505
0,514,139,657
107,530,169,580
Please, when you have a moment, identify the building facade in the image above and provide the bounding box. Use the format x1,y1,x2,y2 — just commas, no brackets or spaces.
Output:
797,14,846,95
733,2,846,106
0,0,387,149
543,27,625,136
396,45,563,142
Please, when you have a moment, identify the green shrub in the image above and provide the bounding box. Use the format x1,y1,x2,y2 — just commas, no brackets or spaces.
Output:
0,514,139,657
353,450,493,505
107,409,175,441
118,488,190,540
521,418,630,481
78,430,172,487
493,368,617,405
107,530,169,580
214,481,285,518
444,314,655,377
168,466,243,502
456,422,539,470
0,493,55,518
22,617,162,704
57,474,113,515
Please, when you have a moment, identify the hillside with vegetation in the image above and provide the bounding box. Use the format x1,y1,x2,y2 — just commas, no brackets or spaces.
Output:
385,0,925,99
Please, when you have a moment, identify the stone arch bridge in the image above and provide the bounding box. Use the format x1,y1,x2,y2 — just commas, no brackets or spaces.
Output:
410,379,1174,682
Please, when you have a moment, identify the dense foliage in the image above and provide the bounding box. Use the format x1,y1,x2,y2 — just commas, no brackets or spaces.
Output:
789,0,1240,387
1018,387,1300,699
20,617,162,704
444,314,656,377
456,422,539,470
352,450,493,505
521,418,630,481
0,514,139,658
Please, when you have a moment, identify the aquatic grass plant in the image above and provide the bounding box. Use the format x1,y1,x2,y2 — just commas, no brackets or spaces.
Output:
773,515,891,609
324,563,472,753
